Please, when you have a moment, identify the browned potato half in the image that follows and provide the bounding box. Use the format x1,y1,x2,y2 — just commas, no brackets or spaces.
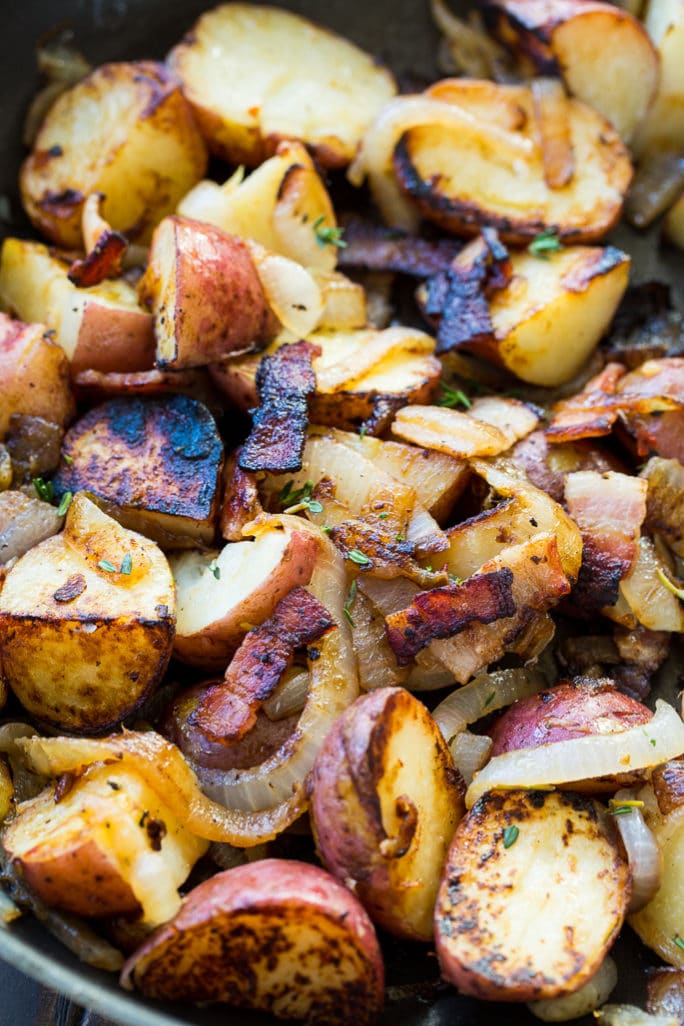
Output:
466,245,630,386
311,687,465,941
170,523,319,669
435,790,630,1001
121,858,385,1025
0,312,74,436
139,216,277,369
0,494,175,733
664,191,684,250
167,3,396,169
483,0,659,142
178,141,339,273
394,79,632,243
2,761,208,924
0,238,155,375
632,0,684,158
20,61,208,249
53,395,223,548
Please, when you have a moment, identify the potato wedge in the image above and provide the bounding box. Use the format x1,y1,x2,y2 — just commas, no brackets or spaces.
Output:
483,0,659,142
139,216,277,369
0,312,74,437
632,0,684,159
0,238,155,375
121,859,384,1025
311,687,465,941
0,494,175,733
167,3,396,169
2,761,208,924
435,790,630,1001
53,395,224,548
170,523,319,669
20,61,208,249
394,79,632,243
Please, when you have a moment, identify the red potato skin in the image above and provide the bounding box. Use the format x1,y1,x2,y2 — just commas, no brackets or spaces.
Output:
0,312,75,436
69,301,156,376
121,859,384,1024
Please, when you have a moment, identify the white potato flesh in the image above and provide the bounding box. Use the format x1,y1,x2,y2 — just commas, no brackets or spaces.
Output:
435,790,630,1001
20,61,208,248
391,405,512,458
633,0,684,158
170,525,319,668
485,245,631,386
0,238,154,374
3,762,208,925
167,4,396,168
315,272,368,331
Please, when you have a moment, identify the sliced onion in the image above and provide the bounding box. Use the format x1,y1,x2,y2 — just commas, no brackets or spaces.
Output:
247,242,323,338
450,731,493,786
612,788,662,912
595,1005,679,1026
528,956,618,1022
0,890,22,925
431,0,510,80
433,667,547,743
466,700,684,808
0,722,44,802
625,152,684,229
0,761,12,823
262,668,309,720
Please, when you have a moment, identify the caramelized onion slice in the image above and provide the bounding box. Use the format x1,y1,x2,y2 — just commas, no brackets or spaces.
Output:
466,700,684,808
432,666,547,743
612,789,662,912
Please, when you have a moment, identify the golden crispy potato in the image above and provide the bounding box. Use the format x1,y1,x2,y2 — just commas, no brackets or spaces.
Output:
0,311,74,437
20,61,208,249
178,141,340,273
139,216,278,369
167,3,396,169
483,0,660,142
2,761,208,923
170,523,319,669
0,238,155,375
435,790,630,1001
0,494,175,733
391,401,538,459
311,687,465,941
632,0,684,158
53,395,224,548
121,859,385,1025
394,79,632,243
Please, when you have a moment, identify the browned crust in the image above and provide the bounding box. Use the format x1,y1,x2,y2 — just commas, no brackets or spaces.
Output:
67,230,128,287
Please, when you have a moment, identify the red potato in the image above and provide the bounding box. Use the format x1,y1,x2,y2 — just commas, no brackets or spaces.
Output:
0,312,74,437
435,789,630,1002
169,524,319,669
121,859,385,1026
138,216,278,369
311,687,465,941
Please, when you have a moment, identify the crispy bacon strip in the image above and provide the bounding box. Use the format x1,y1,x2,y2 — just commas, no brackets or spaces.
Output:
67,193,127,287
239,340,319,473
193,586,334,744
338,219,461,277
564,471,648,610
385,568,515,666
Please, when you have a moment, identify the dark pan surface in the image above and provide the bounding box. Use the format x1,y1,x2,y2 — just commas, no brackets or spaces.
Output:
0,2,682,1024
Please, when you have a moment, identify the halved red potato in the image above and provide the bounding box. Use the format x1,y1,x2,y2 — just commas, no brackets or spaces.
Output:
632,0,684,158
0,494,175,733
2,761,208,924
0,238,155,375
53,395,224,548
0,312,74,436
138,216,277,369
311,687,465,941
167,4,396,169
394,79,632,243
20,61,207,249
121,859,385,1025
169,523,319,669
435,789,630,1001
482,0,659,142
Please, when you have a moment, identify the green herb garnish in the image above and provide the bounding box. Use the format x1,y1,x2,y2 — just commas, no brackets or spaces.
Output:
280,479,323,514
528,229,563,259
56,491,72,517
674,935,684,951
62,452,73,465
98,560,117,573
503,825,519,849
313,216,347,249
348,549,371,567
658,567,684,602
208,559,221,580
33,477,54,503
483,691,497,710
438,383,471,410
120,553,133,575
343,579,358,627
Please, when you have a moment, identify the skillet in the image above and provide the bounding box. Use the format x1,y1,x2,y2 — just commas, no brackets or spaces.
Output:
0,1,683,1023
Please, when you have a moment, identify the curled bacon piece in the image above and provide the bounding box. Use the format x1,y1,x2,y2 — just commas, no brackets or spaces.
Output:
385,568,515,666
239,340,319,473
193,586,334,744
67,193,127,287
338,219,461,277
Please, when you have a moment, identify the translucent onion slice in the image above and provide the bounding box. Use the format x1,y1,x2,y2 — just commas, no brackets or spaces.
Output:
432,667,547,743
247,242,324,338
466,700,684,808
450,730,492,787
612,788,662,912
262,668,309,721
528,956,617,1022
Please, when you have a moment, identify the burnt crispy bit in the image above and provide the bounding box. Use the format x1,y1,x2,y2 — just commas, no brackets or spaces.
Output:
219,448,263,541
239,340,319,474
329,519,448,589
338,219,461,277
67,228,127,287
193,585,334,743
53,573,87,604
385,568,516,665
417,229,512,355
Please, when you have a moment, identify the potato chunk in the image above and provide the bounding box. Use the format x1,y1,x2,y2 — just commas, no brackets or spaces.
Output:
394,79,632,243
53,395,223,548
0,311,74,436
0,494,175,732
167,3,396,169
20,61,208,249
632,0,684,158
2,761,208,924
435,790,629,1001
